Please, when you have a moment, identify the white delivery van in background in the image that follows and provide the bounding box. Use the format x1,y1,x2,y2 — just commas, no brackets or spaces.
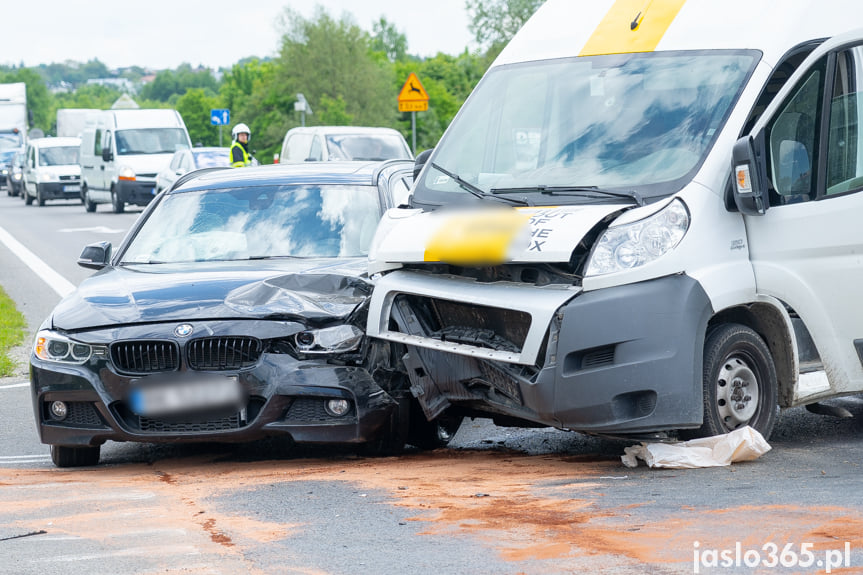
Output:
21,137,81,206
79,109,191,213
280,126,413,163
366,0,863,441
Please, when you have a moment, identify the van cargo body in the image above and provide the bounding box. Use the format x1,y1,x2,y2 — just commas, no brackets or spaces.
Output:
366,0,863,439
0,82,27,153
79,109,192,213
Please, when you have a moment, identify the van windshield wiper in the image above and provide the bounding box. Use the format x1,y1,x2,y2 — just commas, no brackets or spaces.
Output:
490,185,643,207
430,163,530,206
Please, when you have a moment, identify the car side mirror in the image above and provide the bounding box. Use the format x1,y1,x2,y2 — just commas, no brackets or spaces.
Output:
731,134,768,215
78,241,112,270
413,148,433,180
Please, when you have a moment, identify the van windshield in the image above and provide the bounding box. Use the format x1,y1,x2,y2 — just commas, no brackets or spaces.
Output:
416,50,758,205
39,146,79,166
115,128,190,155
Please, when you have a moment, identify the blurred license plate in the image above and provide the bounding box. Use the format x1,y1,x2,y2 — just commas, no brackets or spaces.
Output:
129,375,242,417
63,185,81,192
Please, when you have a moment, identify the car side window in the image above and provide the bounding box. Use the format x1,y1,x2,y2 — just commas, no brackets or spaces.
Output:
826,45,863,196
766,56,826,205
94,129,103,155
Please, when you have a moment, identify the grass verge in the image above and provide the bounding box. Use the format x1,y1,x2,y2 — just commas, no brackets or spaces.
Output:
0,285,27,376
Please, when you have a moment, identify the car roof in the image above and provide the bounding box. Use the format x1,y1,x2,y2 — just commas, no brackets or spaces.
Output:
286,126,403,136
171,159,414,193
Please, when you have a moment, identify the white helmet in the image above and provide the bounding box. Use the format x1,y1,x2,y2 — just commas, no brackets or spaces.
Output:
232,123,251,139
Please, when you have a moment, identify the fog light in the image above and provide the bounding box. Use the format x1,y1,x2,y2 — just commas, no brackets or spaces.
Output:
50,401,68,420
325,399,351,417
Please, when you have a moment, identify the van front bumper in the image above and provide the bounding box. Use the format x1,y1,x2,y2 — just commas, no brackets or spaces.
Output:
117,180,158,206
37,181,82,200
370,271,712,434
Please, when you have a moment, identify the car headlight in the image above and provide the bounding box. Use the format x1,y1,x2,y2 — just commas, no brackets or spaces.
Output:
293,325,364,355
585,198,690,276
118,166,136,181
34,331,103,365
13,173,22,181
37,172,55,183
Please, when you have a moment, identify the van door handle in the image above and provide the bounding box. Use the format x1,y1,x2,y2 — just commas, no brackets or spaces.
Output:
100,166,105,170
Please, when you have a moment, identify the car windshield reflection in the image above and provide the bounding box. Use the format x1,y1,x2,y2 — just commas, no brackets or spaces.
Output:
120,184,381,264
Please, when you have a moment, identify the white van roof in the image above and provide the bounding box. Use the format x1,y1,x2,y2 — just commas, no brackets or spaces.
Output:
28,137,81,148
497,0,860,68
91,109,185,130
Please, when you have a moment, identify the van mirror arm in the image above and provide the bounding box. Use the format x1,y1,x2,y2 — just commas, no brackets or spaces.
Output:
731,134,769,215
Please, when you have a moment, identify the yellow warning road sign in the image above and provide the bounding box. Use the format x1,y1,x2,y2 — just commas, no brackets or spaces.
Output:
398,72,429,112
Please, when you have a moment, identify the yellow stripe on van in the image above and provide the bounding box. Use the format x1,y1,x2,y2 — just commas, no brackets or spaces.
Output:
579,0,688,56
424,209,531,265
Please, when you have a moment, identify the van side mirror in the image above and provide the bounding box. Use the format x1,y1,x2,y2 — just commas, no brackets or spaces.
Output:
731,134,768,215
413,148,433,180
78,241,112,270
102,148,113,162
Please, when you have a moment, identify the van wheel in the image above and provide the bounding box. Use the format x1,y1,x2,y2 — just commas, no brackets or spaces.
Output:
688,324,778,440
83,186,97,212
408,404,464,450
50,445,100,467
24,188,33,205
111,188,125,214
36,185,45,206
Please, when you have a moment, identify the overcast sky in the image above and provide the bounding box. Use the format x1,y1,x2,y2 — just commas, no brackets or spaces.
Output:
2,1,476,70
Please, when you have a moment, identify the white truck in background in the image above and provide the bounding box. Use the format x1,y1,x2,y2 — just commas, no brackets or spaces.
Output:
0,82,27,152
56,108,99,138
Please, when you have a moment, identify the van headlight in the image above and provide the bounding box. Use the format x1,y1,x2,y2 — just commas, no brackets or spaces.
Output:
38,172,56,183
118,166,136,181
293,325,364,355
585,198,689,276
34,331,104,364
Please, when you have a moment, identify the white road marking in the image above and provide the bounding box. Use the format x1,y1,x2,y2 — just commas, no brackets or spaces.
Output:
0,225,75,297
0,455,50,461
0,382,28,389
58,226,124,234
33,546,201,562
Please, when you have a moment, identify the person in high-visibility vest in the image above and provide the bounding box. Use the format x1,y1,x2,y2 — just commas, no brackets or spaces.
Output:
230,123,252,167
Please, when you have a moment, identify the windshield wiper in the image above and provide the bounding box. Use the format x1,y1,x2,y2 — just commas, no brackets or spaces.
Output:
490,185,644,207
430,163,530,206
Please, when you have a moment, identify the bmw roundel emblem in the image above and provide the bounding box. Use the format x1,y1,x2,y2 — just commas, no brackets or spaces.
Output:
174,324,194,337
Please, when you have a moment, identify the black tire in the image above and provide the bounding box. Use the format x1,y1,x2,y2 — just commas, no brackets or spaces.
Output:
111,188,124,214
408,405,464,450
689,323,778,440
36,185,45,206
23,187,33,205
83,186,96,213
50,445,100,467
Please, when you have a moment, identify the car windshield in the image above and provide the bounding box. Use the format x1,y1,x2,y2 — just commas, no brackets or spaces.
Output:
416,50,758,204
116,128,190,155
120,184,382,264
325,134,410,161
193,149,231,168
0,132,23,149
39,146,79,166
0,149,16,164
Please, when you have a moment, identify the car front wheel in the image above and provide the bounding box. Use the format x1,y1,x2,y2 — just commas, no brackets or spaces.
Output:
50,445,100,467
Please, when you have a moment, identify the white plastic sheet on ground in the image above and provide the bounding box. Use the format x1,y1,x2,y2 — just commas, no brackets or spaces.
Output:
620,426,771,469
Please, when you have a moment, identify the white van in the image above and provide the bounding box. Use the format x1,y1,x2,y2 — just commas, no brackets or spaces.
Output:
280,126,412,163
22,137,81,206
366,0,863,441
79,109,192,213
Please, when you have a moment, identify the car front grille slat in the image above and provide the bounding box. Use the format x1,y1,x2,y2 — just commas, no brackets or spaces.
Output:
187,337,261,370
111,340,179,374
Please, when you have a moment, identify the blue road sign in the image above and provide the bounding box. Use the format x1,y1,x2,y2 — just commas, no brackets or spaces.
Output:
210,109,230,126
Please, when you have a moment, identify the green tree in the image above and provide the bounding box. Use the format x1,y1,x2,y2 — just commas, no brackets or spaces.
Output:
466,0,544,52
371,17,408,62
219,59,281,163
139,64,219,102
175,88,224,147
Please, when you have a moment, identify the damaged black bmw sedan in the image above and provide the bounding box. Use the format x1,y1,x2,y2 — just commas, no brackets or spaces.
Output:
30,160,459,467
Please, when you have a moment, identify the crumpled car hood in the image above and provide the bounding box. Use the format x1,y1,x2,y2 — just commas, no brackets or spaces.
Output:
50,258,371,331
